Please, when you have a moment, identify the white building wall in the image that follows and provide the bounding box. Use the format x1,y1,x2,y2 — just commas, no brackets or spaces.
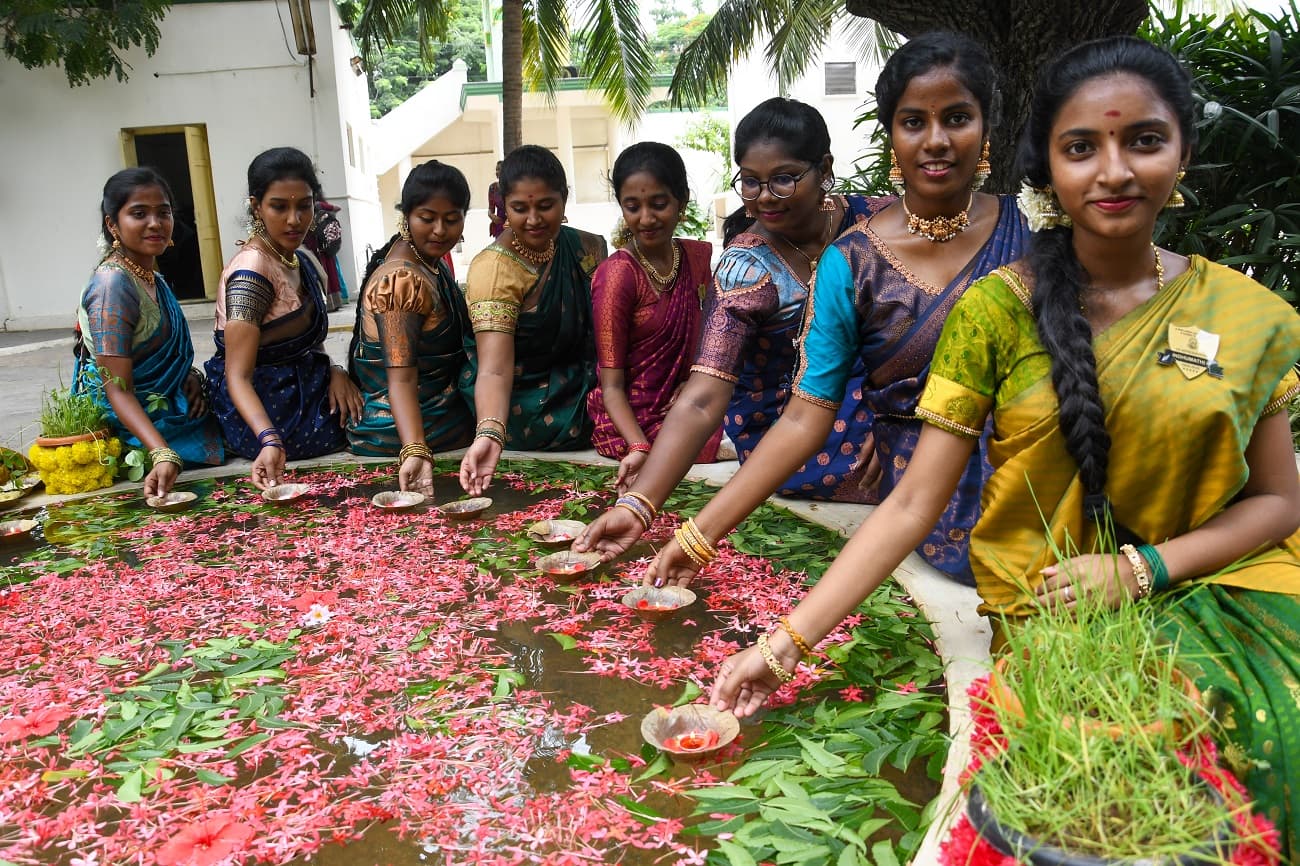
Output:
0,0,378,331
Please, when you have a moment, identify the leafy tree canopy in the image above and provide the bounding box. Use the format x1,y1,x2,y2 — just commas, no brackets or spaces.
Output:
2,0,171,86
363,0,487,118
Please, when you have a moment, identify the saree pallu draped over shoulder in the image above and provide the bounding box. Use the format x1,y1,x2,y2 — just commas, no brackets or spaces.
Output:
205,251,345,460
74,265,224,466
460,226,598,450
918,256,1300,858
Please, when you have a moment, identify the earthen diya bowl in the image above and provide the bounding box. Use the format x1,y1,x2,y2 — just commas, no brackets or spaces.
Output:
371,491,426,512
641,704,739,763
261,483,311,504
620,585,697,623
0,518,38,545
145,491,198,513
536,550,603,583
438,496,492,520
526,519,587,547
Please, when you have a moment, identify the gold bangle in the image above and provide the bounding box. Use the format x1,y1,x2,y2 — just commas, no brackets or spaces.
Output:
678,523,715,565
475,428,506,447
623,491,658,520
779,617,814,657
682,517,718,562
1120,544,1152,599
674,526,710,569
398,442,435,464
477,416,507,430
757,633,796,684
148,447,183,468
615,501,652,532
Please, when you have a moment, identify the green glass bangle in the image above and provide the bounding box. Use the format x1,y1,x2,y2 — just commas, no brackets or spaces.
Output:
1137,544,1170,592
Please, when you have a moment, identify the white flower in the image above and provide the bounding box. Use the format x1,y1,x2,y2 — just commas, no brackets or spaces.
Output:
1203,100,1222,120
1016,182,1072,232
301,603,333,627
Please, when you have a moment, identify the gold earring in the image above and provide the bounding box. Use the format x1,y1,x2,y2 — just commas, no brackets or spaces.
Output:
888,150,905,195
111,233,122,251
1165,169,1186,209
167,238,176,248
971,142,991,191
398,215,412,242
249,217,266,239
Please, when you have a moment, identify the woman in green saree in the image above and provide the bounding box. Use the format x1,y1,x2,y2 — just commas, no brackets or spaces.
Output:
458,145,608,495
707,38,1300,856
347,160,474,495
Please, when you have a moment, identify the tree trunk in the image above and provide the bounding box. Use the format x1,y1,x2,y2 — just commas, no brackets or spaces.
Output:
501,0,524,155
844,0,1148,192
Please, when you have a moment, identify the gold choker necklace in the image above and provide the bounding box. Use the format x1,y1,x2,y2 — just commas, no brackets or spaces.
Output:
112,252,156,290
632,238,680,288
256,235,300,270
902,193,973,243
510,234,556,267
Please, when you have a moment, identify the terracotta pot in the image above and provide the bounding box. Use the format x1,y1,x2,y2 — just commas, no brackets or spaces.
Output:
34,429,110,449
986,655,1203,742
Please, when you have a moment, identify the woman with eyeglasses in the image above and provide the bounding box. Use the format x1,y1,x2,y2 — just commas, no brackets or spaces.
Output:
575,96,884,556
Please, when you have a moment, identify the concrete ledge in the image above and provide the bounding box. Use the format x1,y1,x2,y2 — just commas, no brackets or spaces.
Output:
12,445,988,865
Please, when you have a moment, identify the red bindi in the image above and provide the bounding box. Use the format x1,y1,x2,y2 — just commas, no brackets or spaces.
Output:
1104,110,1121,117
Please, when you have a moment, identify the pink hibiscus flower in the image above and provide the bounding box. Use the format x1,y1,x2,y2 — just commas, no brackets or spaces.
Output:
155,817,256,866
0,706,71,743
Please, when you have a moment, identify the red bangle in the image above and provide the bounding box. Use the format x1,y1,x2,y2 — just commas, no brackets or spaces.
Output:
626,442,652,456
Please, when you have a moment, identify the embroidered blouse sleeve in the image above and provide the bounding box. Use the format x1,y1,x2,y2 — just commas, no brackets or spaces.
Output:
916,274,1013,439
465,247,535,334
792,245,859,409
591,254,641,371
224,263,276,326
690,246,778,384
366,264,439,368
80,267,142,357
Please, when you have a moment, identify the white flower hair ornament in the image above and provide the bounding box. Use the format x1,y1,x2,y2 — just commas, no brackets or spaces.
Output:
1016,182,1072,232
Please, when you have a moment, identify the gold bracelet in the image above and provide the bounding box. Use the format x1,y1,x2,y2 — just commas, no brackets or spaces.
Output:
779,617,814,657
615,501,652,532
682,517,718,563
478,416,507,430
148,447,183,468
673,526,710,569
475,427,507,447
398,442,435,465
623,491,658,521
756,633,796,684
1120,544,1152,599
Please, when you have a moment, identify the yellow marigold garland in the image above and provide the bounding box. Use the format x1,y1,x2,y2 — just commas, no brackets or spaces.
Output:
28,437,122,494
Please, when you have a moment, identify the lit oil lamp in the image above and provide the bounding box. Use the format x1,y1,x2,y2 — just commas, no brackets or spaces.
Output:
536,550,603,583
620,585,696,623
641,704,739,763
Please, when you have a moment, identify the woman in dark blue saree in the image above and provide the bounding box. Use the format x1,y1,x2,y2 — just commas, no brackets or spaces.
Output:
204,148,361,489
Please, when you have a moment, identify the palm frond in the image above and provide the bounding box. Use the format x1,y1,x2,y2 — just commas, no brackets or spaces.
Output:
766,0,839,92
520,0,569,96
667,0,790,107
577,0,656,122
839,14,900,70
354,0,454,67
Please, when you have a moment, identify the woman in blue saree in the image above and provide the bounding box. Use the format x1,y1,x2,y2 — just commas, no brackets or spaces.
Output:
74,168,223,497
205,148,361,489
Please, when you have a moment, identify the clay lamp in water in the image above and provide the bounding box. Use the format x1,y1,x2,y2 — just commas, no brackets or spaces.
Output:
0,518,38,545
146,491,198,513
526,519,587,547
371,491,426,512
641,704,740,764
438,497,492,520
261,483,311,504
620,585,697,623
536,550,603,583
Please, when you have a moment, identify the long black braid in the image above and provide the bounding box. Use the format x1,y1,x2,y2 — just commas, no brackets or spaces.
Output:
345,234,400,377
1017,36,1197,538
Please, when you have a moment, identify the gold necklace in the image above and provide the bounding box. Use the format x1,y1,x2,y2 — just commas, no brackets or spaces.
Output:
402,238,437,274
902,193,973,243
632,238,681,288
510,233,556,267
1081,243,1165,314
256,234,300,270
112,252,156,290
775,211,832,278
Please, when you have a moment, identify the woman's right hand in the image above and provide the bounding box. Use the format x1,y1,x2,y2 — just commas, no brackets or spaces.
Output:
399,455,435,497
251,445,285,491
642,535,702,587
143,461,181,498
572,506,646,561
459,437,502,496
709,644,790,719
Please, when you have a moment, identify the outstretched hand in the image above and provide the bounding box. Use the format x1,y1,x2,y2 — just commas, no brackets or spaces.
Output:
572,505,645,561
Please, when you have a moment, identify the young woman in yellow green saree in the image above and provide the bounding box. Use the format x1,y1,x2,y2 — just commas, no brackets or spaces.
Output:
704,38,1300,857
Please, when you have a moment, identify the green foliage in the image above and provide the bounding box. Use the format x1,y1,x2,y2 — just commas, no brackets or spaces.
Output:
361,0,487,118
38,371,107,439
839,102,895,197
2,0,171,86
677,114,732,193
1146,2,1300,309
1289,395,1299,451
678,200,712,240
648,11,712,74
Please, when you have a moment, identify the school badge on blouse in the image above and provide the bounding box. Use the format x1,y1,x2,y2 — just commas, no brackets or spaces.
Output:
1157,324,1224,379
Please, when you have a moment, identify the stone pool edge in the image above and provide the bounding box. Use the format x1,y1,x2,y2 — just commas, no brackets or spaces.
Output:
12,446,991,866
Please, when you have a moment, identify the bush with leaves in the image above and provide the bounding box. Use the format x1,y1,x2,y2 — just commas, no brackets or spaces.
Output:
1146,2,1300,311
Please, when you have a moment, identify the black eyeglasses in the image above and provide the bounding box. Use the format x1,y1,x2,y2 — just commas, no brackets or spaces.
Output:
731,165,816,201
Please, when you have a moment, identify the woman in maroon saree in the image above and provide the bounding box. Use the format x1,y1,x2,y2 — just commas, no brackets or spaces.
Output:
587,143,723,491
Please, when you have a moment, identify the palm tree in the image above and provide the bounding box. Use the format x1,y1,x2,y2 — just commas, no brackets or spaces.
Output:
356,0,655,154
